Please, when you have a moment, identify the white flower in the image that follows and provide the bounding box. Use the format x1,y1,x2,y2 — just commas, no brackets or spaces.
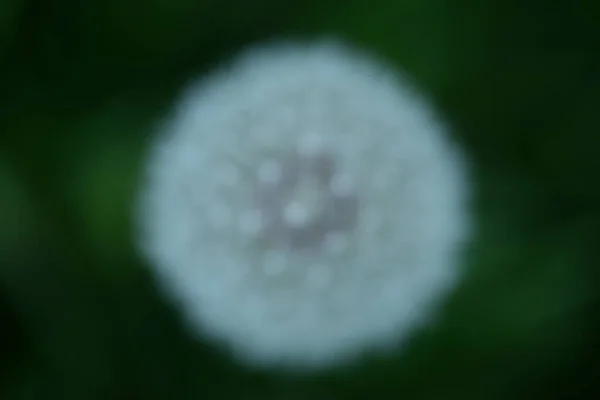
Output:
136,40,471,370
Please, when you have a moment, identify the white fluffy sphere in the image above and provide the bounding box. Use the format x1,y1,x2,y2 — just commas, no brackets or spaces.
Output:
137,40,471,370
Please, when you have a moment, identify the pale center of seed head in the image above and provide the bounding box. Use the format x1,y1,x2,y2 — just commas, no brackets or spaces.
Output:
248,151,360,257
258,159,282,184
283,179,326,229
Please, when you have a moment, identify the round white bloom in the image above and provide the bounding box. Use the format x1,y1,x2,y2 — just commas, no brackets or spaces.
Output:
137,40,471,370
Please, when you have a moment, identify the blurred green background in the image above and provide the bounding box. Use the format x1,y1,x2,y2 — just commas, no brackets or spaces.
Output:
1,0,599,398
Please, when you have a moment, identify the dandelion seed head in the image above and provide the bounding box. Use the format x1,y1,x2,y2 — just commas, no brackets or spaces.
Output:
137,39,471,370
